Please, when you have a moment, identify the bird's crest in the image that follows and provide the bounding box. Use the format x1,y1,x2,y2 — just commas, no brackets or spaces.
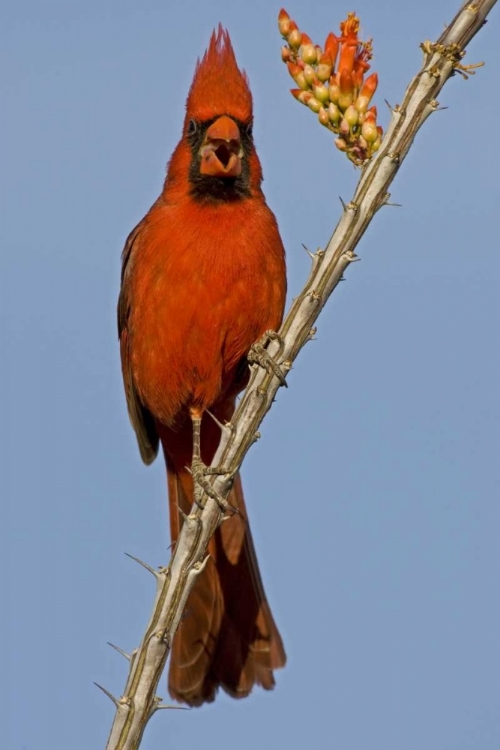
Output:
185,26,253,126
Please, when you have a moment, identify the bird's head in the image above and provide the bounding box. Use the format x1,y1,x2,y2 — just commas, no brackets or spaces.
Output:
164,27,263,202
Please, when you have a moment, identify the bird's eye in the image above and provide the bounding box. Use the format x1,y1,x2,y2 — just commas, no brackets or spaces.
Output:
245,122,253,137
187,119,198,136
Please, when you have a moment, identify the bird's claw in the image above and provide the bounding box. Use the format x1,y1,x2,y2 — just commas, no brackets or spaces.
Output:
248,330,287,387
191,458,238,516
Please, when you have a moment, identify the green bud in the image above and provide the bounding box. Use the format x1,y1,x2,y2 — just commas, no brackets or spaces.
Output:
361,120,378,143
278,10,292,37
307,96,322,113
338,93,353,111
355,95,370,114
318,107,329,126
295,71,308,90
339,118,350,136
344,105,359,127
303,64,316,85
288,29,302,50
316,63,332,82
313,84,330,104
301,43,317,65
328,83,340,104
328,102,340,123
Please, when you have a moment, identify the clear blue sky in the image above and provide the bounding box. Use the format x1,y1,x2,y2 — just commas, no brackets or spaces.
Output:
2,1,499,748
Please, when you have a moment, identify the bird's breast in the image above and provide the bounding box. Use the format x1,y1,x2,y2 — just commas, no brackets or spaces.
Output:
128,198,286,425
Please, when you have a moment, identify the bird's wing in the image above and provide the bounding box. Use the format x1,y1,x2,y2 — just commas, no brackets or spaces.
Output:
118,224,159,465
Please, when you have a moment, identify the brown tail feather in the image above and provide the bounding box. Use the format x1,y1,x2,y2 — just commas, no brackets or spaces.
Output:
166,462,286,706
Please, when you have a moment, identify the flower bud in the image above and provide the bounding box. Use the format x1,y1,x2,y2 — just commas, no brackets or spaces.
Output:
307,96,322,113
313,83,330,104
328,102,340,123
318,107,329,126
361,118,378,143
278,8,292,37
287,29,302,50
335,138,347,152
338,92,353,111
355,94,370,114
287,61,308,90
328,83,340,103
344,104,359,127
316,56,333,82
339,68,353,96
301,43,317,65
290,88,313,105
359,72,378,103
324,32,340,67
303,64,316,85
281,46,293,63
339,118,350,136
352,69,364,93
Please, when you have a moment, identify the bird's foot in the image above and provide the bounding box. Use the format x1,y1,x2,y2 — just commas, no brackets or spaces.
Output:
248,330,287,387
191,458,238,516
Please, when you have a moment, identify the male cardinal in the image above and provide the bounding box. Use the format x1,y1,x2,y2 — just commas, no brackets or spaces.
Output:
118,28,287,705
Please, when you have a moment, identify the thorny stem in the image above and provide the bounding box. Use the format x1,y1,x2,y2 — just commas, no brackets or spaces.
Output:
102,2,496,748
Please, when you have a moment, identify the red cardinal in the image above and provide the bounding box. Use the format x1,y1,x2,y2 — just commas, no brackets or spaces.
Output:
118,28,287,705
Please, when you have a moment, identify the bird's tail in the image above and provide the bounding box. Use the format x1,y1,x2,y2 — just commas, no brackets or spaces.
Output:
164,444,286,706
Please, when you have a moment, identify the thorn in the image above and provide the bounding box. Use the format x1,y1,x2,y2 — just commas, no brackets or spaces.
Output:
194,554,211,573
176,504,189,522
124,552,159,578
94,682,120,707
301,243,315,259
206,409,233,433
384,201,402,207
151,696,190,713
107,642,131,661
340,198,358,213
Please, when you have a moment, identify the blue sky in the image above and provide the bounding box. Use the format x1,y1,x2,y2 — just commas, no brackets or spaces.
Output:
2,1,499,748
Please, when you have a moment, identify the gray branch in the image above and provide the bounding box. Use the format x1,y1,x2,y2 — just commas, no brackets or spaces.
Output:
102,2,497,747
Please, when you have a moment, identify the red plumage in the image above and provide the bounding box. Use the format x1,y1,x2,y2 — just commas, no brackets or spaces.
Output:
118,27,287,705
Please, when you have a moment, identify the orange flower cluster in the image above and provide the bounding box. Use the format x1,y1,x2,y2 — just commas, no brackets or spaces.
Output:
278,9,383,166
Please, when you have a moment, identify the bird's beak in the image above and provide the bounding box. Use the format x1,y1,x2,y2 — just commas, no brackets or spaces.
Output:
199,116,243,178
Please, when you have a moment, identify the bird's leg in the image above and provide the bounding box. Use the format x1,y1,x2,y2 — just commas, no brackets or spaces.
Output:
248,330,288,387
189,408,237,514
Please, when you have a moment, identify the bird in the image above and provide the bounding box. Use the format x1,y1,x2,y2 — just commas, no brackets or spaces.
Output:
118,26,287,706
